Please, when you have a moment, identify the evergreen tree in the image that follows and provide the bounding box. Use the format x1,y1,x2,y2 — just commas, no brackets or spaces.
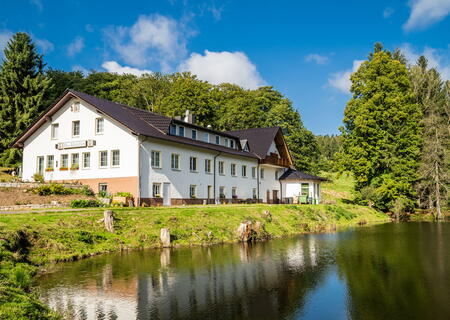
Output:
0,32,51,166
411,58,450,219
339,44,422,211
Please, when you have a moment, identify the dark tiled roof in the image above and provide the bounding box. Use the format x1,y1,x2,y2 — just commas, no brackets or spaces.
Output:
12,89,258,159
279,169,327,181
225,127,280,158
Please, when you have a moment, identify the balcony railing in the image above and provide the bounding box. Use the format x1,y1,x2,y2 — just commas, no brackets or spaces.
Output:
261,154,290,167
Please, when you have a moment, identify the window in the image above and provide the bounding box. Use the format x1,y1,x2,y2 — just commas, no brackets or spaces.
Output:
207,185,212,199
205,159,212,173
72,120,80,137
36,156,44,175
203,132,209,142
260,168,265,179
61,154,68,169
275,170,279,180
71,102,80,112
252,188,257,199
252,167,256,178
178,126,185,137
232,187,237,198
95,118,104,134
224,138,229,147
191,129,197,140
112,150,120,167
219,186,225,198
215,135,220,144
190,156,197,172
218,161,224,175
51,123,59,139
301,183,309,196
242,165,247,177
244,143,249,152
169,124,176,135
71,153,79,169
99,151,108,167
189,185,197,198
152,183,161,197
82,152,91,169
231,163,236,176
46,155,54,170
171,154,180,170
230,140,234,148
98,183,108,193
151,150,161,168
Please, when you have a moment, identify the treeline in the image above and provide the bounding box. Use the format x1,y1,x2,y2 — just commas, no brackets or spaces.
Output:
0,32,320,174
339,43,450,218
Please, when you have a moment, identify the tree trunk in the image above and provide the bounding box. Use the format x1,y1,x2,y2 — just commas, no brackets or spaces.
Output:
103,210,115,232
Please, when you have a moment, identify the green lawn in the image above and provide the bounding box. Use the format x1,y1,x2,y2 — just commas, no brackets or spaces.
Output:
321,171,356,203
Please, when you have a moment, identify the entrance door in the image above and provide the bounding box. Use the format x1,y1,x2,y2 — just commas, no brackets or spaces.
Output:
207,185,212,203
163,183,171,206
273,190,279,204
266,190,271,203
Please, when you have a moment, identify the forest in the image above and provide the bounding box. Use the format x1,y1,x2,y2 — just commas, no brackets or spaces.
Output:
0,33,448,217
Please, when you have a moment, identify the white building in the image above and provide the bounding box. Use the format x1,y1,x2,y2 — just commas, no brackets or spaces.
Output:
12,90,325,206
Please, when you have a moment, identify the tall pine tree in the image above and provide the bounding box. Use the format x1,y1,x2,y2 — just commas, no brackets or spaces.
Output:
339,43,422,211
410,57,450,220
0,32,51,167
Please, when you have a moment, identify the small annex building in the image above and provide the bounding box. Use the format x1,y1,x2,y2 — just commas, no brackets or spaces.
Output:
11,89,326,206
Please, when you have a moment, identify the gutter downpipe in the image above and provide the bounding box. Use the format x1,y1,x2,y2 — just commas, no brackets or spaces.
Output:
137,135,142,206
213,152,222,204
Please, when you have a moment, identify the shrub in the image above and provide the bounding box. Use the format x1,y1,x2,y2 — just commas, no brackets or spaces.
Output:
70,199,102,208
33,183,74,196
32,173,44,183
114,192,133,197
80,185,94,196
97,190,111,198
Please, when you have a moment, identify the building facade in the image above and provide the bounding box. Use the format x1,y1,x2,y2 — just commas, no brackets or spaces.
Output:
12,89,324,206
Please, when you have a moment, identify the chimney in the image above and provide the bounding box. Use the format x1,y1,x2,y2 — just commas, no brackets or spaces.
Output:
183,110,196,124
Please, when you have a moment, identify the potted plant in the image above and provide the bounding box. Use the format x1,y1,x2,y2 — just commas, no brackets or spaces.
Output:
60,166,68,171
70,164,79,170
45,167,54,172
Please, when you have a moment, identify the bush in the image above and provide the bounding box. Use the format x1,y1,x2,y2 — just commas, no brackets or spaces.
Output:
32,183,94,196
70,199,102,208
114,192,133,197
32,173,44,183
80,185,94,196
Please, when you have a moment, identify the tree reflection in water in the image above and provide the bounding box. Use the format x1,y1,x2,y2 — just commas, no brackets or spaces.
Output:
36,223,450,320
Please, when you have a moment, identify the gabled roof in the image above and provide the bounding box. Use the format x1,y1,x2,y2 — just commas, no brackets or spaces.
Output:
279,169,327,181
11,89,259,159
225,127,280,159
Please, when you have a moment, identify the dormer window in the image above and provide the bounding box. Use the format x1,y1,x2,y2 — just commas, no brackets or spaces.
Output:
191,129,197,140
169,124,176,135
215,135,220,144
243,143,249,152
178,126,185,137
230,140,234,149
203,132,209,143
71,102,80,112
224,138,229,147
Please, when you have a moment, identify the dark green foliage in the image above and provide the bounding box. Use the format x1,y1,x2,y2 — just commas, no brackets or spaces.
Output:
0,33,51,167
70,199,102,208
340,44,422,211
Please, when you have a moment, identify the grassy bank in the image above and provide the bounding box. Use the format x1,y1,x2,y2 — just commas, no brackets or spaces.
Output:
0,203,388,319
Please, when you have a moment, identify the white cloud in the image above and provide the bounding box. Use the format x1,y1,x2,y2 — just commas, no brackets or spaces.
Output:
383,7,395,18
72,65,89,76
104,14,189,71
34,37,54,53
400,43,450,79
102,61,152,76
67,36,84,57
178,50,265,89
403,0,450,31
305,53,329,65
328,60,364,93
0,30,13,54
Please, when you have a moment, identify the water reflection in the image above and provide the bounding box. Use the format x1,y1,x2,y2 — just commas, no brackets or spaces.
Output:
36,223,450,320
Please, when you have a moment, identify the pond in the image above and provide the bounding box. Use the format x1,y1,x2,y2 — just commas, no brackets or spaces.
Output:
35,223,450,320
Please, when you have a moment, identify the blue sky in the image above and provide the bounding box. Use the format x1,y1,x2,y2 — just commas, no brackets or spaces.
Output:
1,0,450,134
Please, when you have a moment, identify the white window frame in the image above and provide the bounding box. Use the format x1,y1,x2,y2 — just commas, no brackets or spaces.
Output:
231,163,236,176
72,120,80,137
190,156,197,172
95,117,104,135
169,124,177,135
151,150,161,168
71,153,79,169
171,153,180,170
252,167,256,179
252,188,257,199
230,140,234,148
205,159,212,174
203,132,209,143
36,156,44,175
98,183,108,193
215,135,220,144
191,129,197,140
232,187,237,197
46,155,54,171
178,126,185,137
224,138,229,147
111,150,120,167
152,183,161,197
219,186,225,198
260,168,265,179
99,151,108,168
51,123,59,140
242,165,247,177
61,154,68,169
82,152,91,169
71,102,80,112
218,161,225,175
189,184,197,198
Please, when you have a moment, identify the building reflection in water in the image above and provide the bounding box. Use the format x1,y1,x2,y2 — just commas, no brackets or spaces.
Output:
37,235,331,320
